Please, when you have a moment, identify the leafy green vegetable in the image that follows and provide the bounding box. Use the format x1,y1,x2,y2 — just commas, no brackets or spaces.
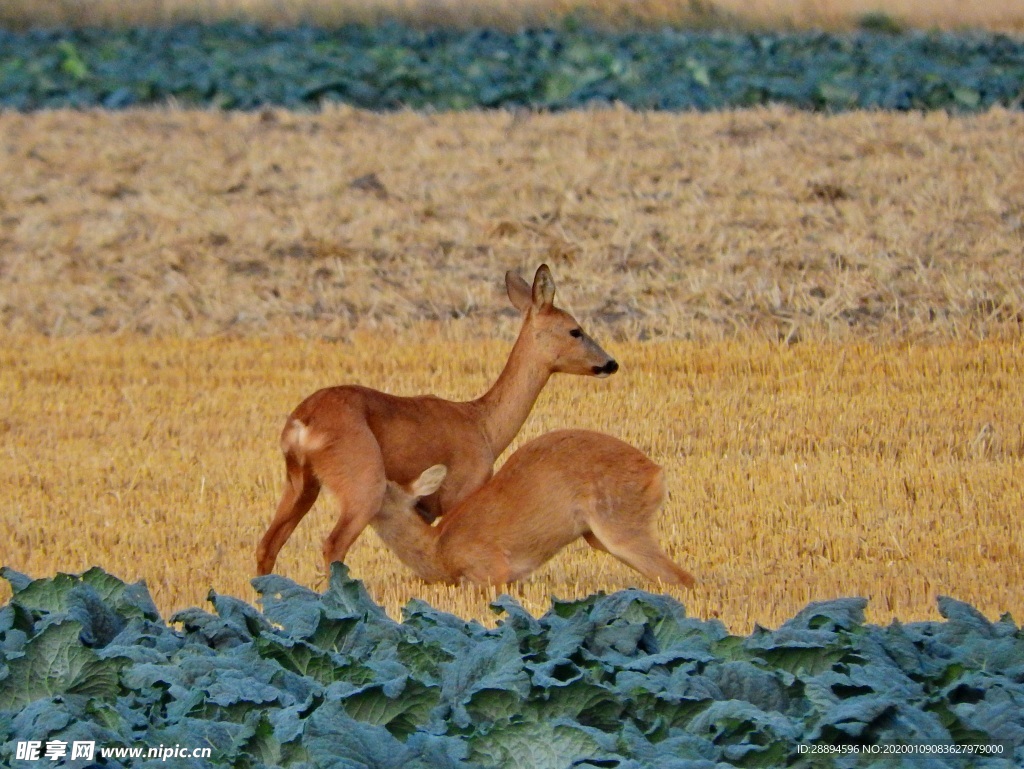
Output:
1,565,1022,767
1,24,1023,112
0,621,123,710
468,717,616,769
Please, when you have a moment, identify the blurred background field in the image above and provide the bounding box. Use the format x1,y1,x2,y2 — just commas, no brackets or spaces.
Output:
2,0,1024,32
3,108,1023,341
2,107,1023,630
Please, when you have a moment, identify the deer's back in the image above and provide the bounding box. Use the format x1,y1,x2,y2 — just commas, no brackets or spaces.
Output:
439,429,663,560
496,429,660,496
290,385,490,485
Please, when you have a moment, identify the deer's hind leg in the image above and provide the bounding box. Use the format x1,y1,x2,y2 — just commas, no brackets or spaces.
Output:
256,452,322,576
585,467,696,589
587,518,696,588
313,423,388,571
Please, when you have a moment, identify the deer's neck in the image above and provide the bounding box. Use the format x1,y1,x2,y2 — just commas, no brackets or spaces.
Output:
475,331,550,457
370,513,449,583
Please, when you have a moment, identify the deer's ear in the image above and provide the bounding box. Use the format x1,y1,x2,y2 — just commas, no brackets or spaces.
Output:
412,465,447,498
531,264,555,309
506,270,532,313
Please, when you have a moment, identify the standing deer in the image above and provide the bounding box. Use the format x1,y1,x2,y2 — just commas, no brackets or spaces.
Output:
255,264,618,576
371,429,696,587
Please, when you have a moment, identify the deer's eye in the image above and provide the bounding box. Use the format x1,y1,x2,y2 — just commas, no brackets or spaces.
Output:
569,328,583,338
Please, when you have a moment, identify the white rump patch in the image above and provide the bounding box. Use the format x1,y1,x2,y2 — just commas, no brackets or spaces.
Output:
281,418,326,461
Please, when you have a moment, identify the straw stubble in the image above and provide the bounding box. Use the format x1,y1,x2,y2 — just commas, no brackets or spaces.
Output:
2,333,1021,631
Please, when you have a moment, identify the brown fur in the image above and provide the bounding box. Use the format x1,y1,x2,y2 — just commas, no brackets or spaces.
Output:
255,265,618,575
373,429,696,588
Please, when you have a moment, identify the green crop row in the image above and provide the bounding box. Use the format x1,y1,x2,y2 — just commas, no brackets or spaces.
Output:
1,566,1021,767
1,23,1023,111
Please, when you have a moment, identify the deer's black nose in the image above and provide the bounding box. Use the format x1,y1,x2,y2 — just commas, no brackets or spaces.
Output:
593,359,619,376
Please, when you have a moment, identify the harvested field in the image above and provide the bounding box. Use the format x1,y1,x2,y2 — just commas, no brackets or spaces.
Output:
2,108,1024,631
1,332,1023,632
2,0,1024,32
2,108,1024,341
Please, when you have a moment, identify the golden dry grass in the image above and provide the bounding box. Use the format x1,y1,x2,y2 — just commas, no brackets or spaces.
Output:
2,0,1024,32
2,108,1023,343
2,107,1024,631
1,331,1022,632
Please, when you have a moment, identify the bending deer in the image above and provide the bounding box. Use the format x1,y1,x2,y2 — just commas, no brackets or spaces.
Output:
372,429,696,588
255,265,618,576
